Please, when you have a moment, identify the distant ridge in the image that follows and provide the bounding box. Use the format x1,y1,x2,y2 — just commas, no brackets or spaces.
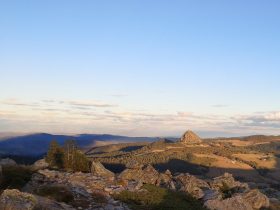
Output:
0,133,157,157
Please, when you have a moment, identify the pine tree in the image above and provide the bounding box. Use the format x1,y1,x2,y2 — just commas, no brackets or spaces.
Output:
64,140,77,170
46,140,64,168
63,140,90,172
46,139,90,172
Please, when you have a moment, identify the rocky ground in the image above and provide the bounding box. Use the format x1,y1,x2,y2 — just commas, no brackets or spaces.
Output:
1,158,279,210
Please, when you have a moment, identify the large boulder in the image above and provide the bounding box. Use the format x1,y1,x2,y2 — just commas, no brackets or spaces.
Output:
91,161,115,178
32,159,49,170
156,170,176,190
0,189,37,210
0,189,75,210
211,173,249,193
125,160,143,169
204,195,253,210
242,189,270,209
118,160,144,181
178,130,202,144
141,164,160,185
118,167,143,182
0,158,17,166
175,173,210,199
204,189,270,210
119,163,160,185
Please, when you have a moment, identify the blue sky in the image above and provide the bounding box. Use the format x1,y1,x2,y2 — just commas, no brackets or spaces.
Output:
0,1,280,137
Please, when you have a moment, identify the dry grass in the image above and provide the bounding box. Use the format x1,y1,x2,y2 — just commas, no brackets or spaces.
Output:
232,153,277,169
113,184,207,210
223,140,252,147
194,153,252,169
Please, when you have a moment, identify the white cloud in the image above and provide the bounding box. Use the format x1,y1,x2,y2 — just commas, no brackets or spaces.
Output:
60,100,118,108
1,98,280,137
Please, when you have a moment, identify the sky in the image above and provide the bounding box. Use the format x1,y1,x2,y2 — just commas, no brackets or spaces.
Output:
0,1,280,137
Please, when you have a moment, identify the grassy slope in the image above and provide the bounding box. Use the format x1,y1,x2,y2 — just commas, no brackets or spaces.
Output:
113,184,207,210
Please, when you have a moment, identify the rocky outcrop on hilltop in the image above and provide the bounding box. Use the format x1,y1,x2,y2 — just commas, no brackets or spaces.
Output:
178,130,202,144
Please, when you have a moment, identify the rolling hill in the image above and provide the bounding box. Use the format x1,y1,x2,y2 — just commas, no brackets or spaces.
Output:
0,133,158,157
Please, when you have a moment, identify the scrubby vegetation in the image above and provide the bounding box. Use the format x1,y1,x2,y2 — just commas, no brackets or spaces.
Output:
0,165,33,190
246,142,280,155
46,140,91,172
113,184,207,210
93,150,214,174
90,140,253,174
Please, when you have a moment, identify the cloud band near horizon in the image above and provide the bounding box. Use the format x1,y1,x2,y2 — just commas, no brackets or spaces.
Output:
0,98,279,137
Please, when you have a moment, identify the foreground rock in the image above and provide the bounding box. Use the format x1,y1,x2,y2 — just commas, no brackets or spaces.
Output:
175,173,210,199
204,189,270,210
204,182,269,210
91,161,115,178
117,161,271,209
13,160,272,210
211,172,249,193
0,189,75,210
118,161,144,181
242,189,270,209
205,195,254,210
156,170,176,190
141,164,160,184
23,169,130,210
118,163,159,185
32,159,49,170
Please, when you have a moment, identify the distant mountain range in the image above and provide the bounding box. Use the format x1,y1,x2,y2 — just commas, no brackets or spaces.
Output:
1,132,279,158
0,133,158,157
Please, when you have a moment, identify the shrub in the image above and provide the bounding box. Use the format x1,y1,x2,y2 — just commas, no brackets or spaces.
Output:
46,140,90,172
113,184,206,210
36,185,74,203
0,165,33,190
